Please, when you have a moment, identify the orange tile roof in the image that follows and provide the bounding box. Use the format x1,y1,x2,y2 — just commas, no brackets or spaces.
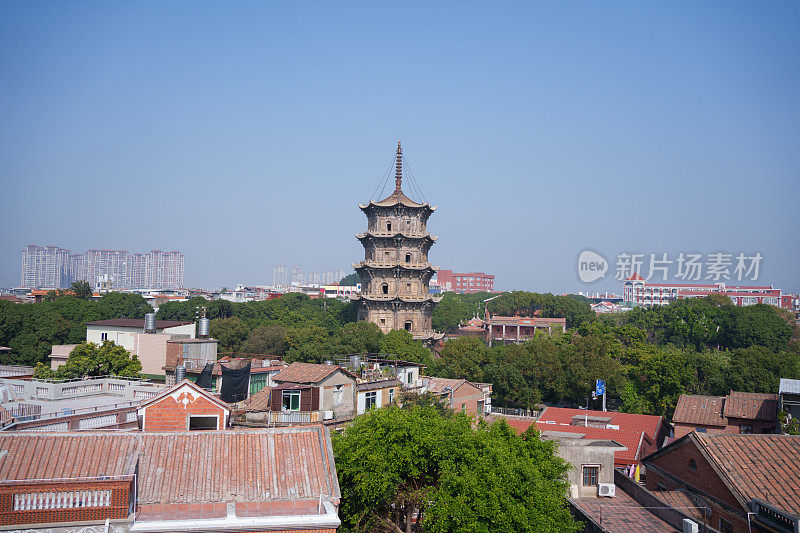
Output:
501,417,652,466
570,489,679,532
539,406,666,442
672,394,726,427
722,391,778,421
273,362,349,384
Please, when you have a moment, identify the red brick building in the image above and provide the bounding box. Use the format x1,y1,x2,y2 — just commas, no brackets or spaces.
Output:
435,269,494,294
424,377,492,416
643,433,800,533
672,391,779,439
0,427,341,531
137,379,231,431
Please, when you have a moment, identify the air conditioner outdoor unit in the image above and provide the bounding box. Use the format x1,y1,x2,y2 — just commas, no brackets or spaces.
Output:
682,519,699,533
598,483,615,497
323,410,334,420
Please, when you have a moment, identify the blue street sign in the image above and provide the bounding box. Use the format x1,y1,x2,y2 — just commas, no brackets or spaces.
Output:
596,379,606,396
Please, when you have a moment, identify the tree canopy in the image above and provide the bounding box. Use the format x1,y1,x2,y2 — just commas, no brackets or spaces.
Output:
0,293,153,366
34,341,142,380
333,401,576,533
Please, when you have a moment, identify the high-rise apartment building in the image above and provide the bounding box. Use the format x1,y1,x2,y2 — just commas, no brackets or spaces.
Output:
21,245,184,290
20,245,72,288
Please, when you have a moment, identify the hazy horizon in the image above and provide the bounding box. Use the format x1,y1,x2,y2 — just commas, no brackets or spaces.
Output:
2,2,799,294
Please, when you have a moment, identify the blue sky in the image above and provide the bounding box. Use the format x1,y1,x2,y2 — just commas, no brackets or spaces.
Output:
1,2,798,293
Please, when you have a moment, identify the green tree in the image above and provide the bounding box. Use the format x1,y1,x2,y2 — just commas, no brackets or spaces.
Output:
239,324,288,357
340,272,362,286
333,403,576,533
70,280,93,300
42,341,142,379
210,316,249,354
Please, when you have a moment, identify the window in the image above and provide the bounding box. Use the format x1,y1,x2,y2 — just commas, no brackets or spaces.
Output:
282,390,301,411
333,385,343,406
101,332,108,341
386,221,392,231
404,321,412,332
582,466,599,486
365,391,377,410
188,415,218,430
382,283,389,295
408,372,413,384
380,318,386,326
461,403,466,412
405,253,411,262
689,459,698,471
740,424,753,434
388,388,394,403
719,518,733,533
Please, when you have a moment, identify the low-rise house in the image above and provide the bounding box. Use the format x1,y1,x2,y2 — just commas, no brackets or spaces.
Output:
643,433,800,533
173,355,286,395
50,317,198,377
424,376,492,416
356,379,400,415
137,379,230,431
672,391,779,438
243,362,358,425
486,314,566,346
779,378,800,423
504,407,669,468
0,426,341,531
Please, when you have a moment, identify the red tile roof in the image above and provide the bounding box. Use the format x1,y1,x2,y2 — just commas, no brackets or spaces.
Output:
539,407,666,443
501,418,651,467
242,387,272,412
273,362,349,384
672,395,726,427
722,391,778,421
698,433,800,515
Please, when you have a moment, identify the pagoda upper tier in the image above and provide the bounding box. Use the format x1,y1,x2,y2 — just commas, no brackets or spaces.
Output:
358,189,437,215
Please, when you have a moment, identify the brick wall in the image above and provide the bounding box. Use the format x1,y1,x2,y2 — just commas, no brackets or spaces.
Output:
142,393,227,432
452,384,485,416
0,479,132,526
645,440,749,533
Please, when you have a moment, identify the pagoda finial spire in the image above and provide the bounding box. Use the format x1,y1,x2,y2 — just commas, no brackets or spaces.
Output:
395,140,403,191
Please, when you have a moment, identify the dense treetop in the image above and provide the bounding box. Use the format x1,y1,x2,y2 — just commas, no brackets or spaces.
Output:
333,398,577,533
1,289,796,421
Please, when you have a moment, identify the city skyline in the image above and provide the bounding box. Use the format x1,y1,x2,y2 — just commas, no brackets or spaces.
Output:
1,3,798,293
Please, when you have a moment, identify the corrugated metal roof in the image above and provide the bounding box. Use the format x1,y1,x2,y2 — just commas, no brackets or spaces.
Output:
0,427,340,504
780,378,800,395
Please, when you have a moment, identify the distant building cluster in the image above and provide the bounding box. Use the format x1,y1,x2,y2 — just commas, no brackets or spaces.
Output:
434,269,494,294
272,263,346,287
622,273,799,311
20,244,184,290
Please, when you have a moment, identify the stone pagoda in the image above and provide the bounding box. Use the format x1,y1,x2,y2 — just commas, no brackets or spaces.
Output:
352,142,443,343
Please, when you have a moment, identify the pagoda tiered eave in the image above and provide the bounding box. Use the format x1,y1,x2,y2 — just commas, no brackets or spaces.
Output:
353,260,437,272
350,294,442,304
356,231,438,242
